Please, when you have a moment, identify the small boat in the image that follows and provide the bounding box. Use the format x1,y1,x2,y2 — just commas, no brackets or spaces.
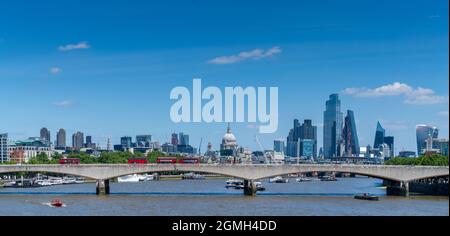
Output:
182,172,205,180
320,176,337,181
255,182,266,191
140,174,155,181
354,193,379,201
225,179,243,188
269,176,289,183
51,198,64,207
296,177,313,182
117,174,141,183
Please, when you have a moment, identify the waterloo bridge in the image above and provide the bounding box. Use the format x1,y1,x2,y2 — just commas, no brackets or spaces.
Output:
0,164,448,196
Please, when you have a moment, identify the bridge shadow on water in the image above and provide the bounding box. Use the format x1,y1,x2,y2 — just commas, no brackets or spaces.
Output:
0,191,385,197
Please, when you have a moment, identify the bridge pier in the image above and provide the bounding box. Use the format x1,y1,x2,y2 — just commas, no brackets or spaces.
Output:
243,180,257,196
96,179,110,195
386,180,410,197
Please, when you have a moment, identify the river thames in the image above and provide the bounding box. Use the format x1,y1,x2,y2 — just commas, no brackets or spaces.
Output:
0,177,448,216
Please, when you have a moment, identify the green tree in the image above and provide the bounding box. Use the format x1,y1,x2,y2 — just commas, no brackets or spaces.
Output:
385,154,449,166
28,152,50,164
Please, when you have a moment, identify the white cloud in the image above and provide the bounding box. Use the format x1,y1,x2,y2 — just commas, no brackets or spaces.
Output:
53,100,73,107
50,67,62,74
437,111,449,117
208,46,282,64
343,82,448,105
58,41,90,51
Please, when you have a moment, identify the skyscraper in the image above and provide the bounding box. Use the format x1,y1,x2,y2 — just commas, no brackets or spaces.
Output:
171,133,179,145
341,110,359,156
56,128,66,149
286,119,317,157
373,121,385,149
40,127,50,144
120,136,132,148
323,94,343,158
372,122,395,157
72,132,84,150
299,119,317,158
179,133,189,146
85,136,93,148
136,135,152,147
0,133,9,163
416,125,439,155
273,139,285,153
383,136,394,157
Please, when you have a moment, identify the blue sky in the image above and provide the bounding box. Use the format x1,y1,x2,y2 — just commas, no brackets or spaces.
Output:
0,0,448,153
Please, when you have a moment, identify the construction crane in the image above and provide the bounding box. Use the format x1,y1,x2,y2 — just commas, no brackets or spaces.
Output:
198,138,203,155
255,135,272,164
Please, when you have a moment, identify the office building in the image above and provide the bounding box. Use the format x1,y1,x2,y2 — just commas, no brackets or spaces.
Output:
373,121,385,149
56,128,66,149
341,110,359,156
323,94,343,158
9,138,52,163
274,139,285,153
179,133,189,146
286,119,317,158
300,139,314,158
0,133,9,163
120,136,132,148
171,133,179,145
40,127,51,144
136,135,152,148
383,136,394,157
72,132,84,150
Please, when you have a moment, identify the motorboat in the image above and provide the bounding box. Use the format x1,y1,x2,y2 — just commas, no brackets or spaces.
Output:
75,177,85,184
50,198,64,207
255,181,266,191
354,193,379,201
269,176,289,183
225,179,243,188
117,174,141,183
296,177,313,182
139,174,155,181
182,172,205,180
320,176,337,181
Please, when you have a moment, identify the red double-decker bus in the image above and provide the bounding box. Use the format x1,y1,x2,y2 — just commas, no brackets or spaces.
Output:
156,157,177,164
59,158,80,164
128,158,148,164
178,158,200,164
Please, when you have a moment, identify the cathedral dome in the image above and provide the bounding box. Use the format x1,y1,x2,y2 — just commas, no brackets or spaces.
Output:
221,123,237,147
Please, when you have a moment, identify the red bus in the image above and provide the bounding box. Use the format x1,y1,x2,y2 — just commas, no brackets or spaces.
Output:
156,157,177,164
178,158,200,164
59,158,80,164
128,158,148,164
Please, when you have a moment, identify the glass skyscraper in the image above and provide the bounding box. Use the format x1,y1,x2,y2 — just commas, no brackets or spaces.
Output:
120,136,132,148
416,125,439,155
136,135,152,147
341,110,359,156
286,119,317,157
273,139,285,153
373,121,385,149
323,94,343,158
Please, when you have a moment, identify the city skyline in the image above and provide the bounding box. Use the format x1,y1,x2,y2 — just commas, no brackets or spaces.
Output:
0,0,448,152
